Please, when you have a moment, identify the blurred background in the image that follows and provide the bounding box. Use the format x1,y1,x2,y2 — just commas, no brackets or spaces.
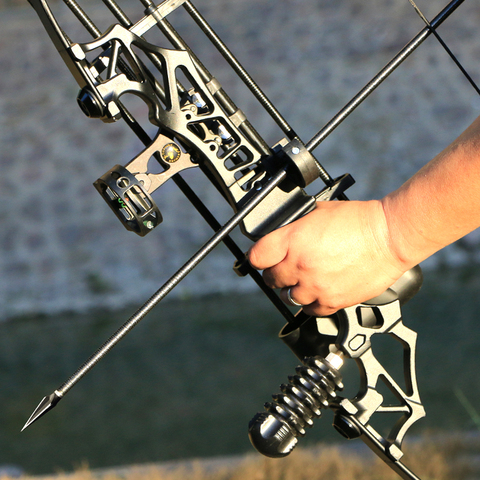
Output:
0,0,479,476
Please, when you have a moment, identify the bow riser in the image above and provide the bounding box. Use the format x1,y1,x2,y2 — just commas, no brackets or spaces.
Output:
30,0,324,238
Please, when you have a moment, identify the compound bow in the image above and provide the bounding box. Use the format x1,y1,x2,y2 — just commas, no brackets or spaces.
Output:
21,1,472,479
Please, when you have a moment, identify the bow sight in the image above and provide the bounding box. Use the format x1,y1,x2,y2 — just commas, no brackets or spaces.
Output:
23,0,469,479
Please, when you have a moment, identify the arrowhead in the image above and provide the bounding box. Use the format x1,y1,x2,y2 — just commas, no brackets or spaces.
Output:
21,391,62,431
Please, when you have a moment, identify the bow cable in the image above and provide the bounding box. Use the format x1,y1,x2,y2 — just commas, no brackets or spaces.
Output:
407,0,480,96
306,0,466,153
59,0,298,323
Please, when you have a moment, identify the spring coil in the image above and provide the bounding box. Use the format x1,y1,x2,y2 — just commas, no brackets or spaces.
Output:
248,356,344,458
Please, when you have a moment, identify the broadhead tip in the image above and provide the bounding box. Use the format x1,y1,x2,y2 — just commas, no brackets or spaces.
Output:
22,391,62,431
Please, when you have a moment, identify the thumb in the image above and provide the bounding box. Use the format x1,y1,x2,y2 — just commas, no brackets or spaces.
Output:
248,227,289,270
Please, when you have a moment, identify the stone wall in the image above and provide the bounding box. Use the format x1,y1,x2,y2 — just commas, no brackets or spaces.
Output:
1,0,480,318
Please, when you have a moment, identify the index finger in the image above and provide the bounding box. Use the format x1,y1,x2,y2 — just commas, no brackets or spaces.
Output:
248,228,289,270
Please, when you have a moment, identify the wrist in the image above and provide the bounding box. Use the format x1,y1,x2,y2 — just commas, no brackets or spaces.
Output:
380,191,441,270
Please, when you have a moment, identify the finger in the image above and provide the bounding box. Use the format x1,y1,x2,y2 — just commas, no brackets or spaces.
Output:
279,285,315,308
280,286,303,307
280,286,341,316
302,302,338,317
261,261,298,289
248,228,289,270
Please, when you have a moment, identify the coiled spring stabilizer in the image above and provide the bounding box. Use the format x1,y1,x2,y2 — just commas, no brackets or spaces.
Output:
248,355,343,458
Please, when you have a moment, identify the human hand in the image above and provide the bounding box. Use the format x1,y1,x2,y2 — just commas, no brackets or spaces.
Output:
248,200,409,316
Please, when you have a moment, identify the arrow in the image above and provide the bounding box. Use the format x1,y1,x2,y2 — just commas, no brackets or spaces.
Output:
21,168,288,431
21,391,63,431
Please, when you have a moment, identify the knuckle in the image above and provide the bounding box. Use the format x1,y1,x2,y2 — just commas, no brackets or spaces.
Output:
295,257,313,273
262,268,276,288
305,303,337,317
303,289,346,317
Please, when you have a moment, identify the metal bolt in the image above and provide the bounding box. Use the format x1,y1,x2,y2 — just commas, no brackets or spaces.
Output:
218,124,232,141
191,92,207,109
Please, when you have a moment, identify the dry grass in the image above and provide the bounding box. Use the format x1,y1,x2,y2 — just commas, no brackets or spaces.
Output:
11,435,478,480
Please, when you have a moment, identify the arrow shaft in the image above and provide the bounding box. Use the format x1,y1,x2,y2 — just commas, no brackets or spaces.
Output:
57,168,287,397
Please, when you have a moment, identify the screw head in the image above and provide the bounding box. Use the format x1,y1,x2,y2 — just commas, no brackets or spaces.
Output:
333,414,361,439
77,88,104,118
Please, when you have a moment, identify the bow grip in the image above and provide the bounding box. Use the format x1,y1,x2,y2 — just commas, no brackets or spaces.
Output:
280,265,423,361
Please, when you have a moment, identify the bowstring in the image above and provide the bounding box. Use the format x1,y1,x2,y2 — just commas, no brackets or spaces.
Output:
58,0,298,324
407,0,480,96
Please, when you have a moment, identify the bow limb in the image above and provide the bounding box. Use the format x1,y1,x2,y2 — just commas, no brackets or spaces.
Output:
336,296,425,450
29,0,109,117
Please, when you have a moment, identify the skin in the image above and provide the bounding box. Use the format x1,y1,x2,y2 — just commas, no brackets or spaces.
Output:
248,115,480,316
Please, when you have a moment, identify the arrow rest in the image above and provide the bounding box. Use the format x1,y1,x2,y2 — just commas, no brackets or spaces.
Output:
24,0,469,478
